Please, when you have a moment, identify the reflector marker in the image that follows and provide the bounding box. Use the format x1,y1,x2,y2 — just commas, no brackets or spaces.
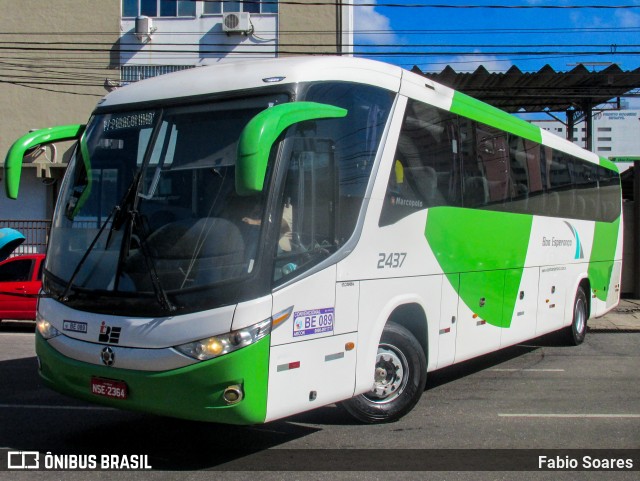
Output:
439,327,451,335
277,361,300,372
271,306,294,330
476,320,487,326
325,352,344,362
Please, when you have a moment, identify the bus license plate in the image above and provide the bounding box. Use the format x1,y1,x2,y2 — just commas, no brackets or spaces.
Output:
91,377,128,400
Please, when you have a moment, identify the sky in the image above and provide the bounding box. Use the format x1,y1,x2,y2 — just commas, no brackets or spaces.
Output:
353,0,640,76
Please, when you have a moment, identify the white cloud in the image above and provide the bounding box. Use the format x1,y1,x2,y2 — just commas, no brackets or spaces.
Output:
353,0,398,45
441,52,513,73
616,9,640,28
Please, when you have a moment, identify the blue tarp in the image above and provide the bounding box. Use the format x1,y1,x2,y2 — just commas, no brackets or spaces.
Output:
0,228,25,261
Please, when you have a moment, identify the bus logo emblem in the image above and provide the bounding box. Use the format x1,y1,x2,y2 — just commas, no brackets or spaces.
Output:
99,321,121,344
101,347,115,366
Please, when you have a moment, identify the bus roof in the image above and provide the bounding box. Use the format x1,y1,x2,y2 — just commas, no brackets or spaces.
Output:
99,56,403,109
99,56,613,172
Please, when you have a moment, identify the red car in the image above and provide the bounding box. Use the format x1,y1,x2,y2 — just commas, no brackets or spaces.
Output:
0,254,45,322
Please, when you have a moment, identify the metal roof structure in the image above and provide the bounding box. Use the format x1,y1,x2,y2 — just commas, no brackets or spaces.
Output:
412,63,640,114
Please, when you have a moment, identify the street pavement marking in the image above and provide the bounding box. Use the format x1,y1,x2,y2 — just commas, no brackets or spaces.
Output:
490,368,565,372
0,404,114,411
499,413,640,418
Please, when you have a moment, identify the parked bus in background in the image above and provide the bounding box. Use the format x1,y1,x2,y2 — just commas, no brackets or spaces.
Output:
4,57,622,424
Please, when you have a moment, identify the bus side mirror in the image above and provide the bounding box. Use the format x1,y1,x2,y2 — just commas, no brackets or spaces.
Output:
4,124,85,199
235,102,347,196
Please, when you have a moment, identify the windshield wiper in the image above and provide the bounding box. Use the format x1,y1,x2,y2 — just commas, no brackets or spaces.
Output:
59,171,176,312
58,204,117,302
128,211,176,312
59,171,141,302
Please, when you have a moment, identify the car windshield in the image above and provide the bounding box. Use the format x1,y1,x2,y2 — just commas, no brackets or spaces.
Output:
47,94,287,298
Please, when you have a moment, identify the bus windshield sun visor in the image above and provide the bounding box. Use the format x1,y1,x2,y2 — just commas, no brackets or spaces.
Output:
235,101,348,196
4,124,85,200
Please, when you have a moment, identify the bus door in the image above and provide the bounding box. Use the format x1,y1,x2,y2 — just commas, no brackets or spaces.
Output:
266,138,358,421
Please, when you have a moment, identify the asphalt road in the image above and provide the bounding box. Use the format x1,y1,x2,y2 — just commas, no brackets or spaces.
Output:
0,321,638,480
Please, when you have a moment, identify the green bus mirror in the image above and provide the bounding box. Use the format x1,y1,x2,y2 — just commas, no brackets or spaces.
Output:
235,102,347,196
4,124,85,199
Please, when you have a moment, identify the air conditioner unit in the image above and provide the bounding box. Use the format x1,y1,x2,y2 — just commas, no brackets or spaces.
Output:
135,16,156,42
222,12,252,35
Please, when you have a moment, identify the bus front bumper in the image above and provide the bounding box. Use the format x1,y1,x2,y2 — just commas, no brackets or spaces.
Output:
35,332,269,425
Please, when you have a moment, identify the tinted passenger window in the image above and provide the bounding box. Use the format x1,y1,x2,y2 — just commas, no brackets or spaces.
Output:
380,99,460,226
304,82,394,241
377,98,620,226
274,82,394,281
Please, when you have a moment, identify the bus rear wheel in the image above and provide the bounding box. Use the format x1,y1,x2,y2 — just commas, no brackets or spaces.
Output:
343,322,426,423
565,286,588,345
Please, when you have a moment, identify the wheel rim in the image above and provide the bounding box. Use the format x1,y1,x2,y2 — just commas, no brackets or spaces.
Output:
364,343,409,404
574,297,586,334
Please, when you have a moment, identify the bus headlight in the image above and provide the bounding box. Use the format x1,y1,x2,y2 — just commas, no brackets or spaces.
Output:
174,318,271,361
36,314,61,340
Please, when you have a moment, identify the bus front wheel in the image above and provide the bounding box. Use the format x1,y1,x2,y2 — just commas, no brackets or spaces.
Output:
565,286,588,345
343,322,427,423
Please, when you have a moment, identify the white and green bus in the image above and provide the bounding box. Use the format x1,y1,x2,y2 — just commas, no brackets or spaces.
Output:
4,57,622,424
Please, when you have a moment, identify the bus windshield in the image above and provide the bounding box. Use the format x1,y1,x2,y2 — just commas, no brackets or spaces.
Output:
45,82,394,315
47,94,287,303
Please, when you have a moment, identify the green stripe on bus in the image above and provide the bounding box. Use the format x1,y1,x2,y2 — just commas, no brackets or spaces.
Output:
588,218,621,302
425,207,533,328
450,91,543,144
598,156,619,173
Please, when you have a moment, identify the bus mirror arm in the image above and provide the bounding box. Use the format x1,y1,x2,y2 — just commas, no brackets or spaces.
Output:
235,102,347,196
4,124,85,199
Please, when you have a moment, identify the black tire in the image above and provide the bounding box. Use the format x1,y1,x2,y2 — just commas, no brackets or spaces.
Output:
342,322,427,423
565,286,588,345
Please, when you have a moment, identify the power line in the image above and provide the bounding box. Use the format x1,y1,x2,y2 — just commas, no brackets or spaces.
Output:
2,26,640,35
3,41,640,48
0,80,103,96
194,1,640,9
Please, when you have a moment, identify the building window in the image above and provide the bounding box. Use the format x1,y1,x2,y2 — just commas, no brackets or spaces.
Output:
598,147,612,152
598,137,612,142
123,0,137,16
598,127,612,132
123,0,196,17
203,1,278,14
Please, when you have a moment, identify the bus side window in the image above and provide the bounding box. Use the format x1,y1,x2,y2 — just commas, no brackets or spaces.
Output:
476,125,510,206
380,99,461,227
273,138,337,282
460,117,485,208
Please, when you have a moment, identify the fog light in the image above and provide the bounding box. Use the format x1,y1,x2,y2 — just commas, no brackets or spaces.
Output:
223,384,244,405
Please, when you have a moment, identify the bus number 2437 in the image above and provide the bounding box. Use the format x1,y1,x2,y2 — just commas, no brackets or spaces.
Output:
377,252,407,269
